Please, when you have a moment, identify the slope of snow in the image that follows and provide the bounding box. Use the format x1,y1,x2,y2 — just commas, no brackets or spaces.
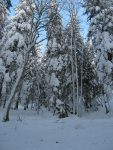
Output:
0,108,113,150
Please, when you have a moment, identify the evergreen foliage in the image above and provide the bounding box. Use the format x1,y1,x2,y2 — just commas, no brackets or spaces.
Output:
0,0,112,121
83,0,113,113
45,0,68,117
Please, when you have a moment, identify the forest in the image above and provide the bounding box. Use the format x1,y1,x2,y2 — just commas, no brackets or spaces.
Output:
0,0,113,150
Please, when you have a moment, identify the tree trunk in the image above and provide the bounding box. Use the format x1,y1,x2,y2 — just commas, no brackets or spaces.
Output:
14,91,20,110
70,16,76,115
3,99,6,108
3,53,28,122
0,0,3,39
14,99,19,110
74,43,79,117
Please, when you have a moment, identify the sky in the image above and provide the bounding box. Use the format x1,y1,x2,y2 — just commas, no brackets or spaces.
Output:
10,0,19,15
10,0,89,52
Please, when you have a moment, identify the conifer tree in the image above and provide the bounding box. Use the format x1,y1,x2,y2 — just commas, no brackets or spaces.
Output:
0,0,5,39
0,0,34,109
84,0,113,113
0,0,12,39
3,0,12,10
45,0,68,117
82,38,96,109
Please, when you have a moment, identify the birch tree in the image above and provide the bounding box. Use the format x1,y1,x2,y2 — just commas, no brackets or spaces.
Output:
63,0,83,116
2,0,52,122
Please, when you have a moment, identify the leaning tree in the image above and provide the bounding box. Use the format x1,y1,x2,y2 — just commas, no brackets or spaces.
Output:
2,0,52,122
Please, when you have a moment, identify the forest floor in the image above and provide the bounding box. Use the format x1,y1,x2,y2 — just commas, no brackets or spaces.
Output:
0,102,113,150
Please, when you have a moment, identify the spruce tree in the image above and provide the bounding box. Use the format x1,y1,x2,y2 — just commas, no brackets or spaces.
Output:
84,0,113,113
45,0,68,117
0,0,12,39
0,0,35,109
0,0,5,39
3,0,12,10
82,38,96,109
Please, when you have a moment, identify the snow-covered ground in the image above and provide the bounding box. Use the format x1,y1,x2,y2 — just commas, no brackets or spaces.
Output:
0,106,113,150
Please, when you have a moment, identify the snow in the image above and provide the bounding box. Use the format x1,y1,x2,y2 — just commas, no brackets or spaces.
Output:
52,38,57,48
49,57,63,71
1,81,6,94
0,58,5,74
95,6,100,12
0,107,113,150
11,71,15,79
105,61,113,75
6,51,17,65
17,54,23,66
102,32,113,51
50,73,59,86
4,72,11,82
56,99,64,106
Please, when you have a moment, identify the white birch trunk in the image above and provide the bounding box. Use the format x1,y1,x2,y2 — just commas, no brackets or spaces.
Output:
70,14,76,115
74,40,79,117
3,52,29,122
78,42,84,117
